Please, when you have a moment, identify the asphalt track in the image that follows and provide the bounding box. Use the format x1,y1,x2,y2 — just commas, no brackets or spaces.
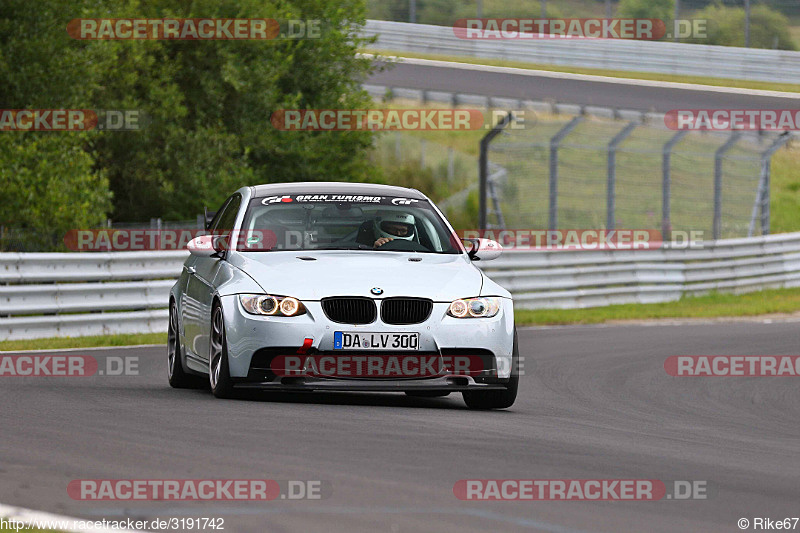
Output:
367,59,800,112
2,321,799,532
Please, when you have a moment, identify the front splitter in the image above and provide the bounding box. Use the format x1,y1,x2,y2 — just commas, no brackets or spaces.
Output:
234,376,506,392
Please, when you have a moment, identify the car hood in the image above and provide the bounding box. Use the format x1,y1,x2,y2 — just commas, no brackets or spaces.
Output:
230,251,482,301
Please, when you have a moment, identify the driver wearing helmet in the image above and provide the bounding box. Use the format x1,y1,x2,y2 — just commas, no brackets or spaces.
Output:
373,211,416,248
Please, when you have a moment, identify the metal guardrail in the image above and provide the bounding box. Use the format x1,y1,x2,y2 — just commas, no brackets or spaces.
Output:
2,234,800,340
481,232,800,309
0,252,187,341
363,20,800,84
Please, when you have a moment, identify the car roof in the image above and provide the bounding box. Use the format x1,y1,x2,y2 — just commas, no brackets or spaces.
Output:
250,182,427,199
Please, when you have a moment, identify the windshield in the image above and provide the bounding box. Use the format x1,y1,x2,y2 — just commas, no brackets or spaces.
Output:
238,194,463,254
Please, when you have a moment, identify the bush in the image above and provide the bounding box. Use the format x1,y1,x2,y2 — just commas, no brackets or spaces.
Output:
0,134,112,245
687,4,797,50
367,0,565,24
618,0,674,26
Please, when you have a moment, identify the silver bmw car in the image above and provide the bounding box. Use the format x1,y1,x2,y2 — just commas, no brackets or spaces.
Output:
168,182,518,409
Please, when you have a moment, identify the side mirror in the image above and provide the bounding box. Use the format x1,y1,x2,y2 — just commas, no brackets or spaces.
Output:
186,235,216,257
464,238,502,261
187,234,230,257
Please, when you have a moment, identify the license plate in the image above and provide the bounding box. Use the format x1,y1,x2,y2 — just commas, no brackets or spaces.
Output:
333,332,419,351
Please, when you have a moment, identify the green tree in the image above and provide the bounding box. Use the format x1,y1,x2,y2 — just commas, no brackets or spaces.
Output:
0,0,113,238
89,0,378,221
2,0,379,231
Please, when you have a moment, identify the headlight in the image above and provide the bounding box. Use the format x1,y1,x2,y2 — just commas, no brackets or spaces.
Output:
239,294,306,316
447,297,501,318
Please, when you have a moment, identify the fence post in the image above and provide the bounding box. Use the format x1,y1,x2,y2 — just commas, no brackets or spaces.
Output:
479,111,514,230
662,130,688,238
744,0,751,48
607,121,638,230
749,132,792,236
447,147,455,184
487,170,507,229
713,132,742,240
548,116,584,230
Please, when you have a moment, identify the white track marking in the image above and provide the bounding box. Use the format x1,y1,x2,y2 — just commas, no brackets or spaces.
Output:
0,502,151,533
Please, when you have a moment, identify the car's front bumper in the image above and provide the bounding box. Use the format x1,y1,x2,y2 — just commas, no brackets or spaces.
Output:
220,295,515,384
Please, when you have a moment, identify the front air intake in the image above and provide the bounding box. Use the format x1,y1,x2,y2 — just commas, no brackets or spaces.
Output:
380,297,433,325
321,297,377,324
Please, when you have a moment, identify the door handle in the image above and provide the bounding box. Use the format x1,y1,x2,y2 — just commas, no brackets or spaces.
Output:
186,266,196,275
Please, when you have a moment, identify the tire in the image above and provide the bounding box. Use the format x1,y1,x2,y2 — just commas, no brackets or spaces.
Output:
404,391,451,398
462,328,519,410
209,303,235,399
168,300,202,389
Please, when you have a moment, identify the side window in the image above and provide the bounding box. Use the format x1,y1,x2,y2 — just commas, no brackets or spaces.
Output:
211,194,242,235
207,198,230,232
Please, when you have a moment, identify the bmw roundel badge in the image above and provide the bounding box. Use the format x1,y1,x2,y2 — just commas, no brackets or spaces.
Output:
371,287,383,295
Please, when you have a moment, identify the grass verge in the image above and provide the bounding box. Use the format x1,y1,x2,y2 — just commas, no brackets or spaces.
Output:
0,527,63,533
0,332,166,352
516,288,800,325
0,520,60,533
366,49,800,94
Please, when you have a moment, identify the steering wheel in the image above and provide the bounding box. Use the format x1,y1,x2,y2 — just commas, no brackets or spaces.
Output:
377,239,428,252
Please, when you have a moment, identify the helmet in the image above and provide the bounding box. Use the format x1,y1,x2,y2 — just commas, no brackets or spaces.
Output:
373,211,416,241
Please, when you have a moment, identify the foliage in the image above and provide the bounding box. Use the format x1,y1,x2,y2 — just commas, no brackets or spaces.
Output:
367,0,565,24
617,0,674,23
0,0,113,235
1,0,378,232
686,3,797,50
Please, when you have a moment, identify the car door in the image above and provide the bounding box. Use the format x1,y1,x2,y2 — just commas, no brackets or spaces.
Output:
183,194,242,365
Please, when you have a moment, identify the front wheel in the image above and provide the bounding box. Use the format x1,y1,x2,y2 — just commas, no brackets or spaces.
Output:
462,329,519,410
168,301,201,388
209,304,235,398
